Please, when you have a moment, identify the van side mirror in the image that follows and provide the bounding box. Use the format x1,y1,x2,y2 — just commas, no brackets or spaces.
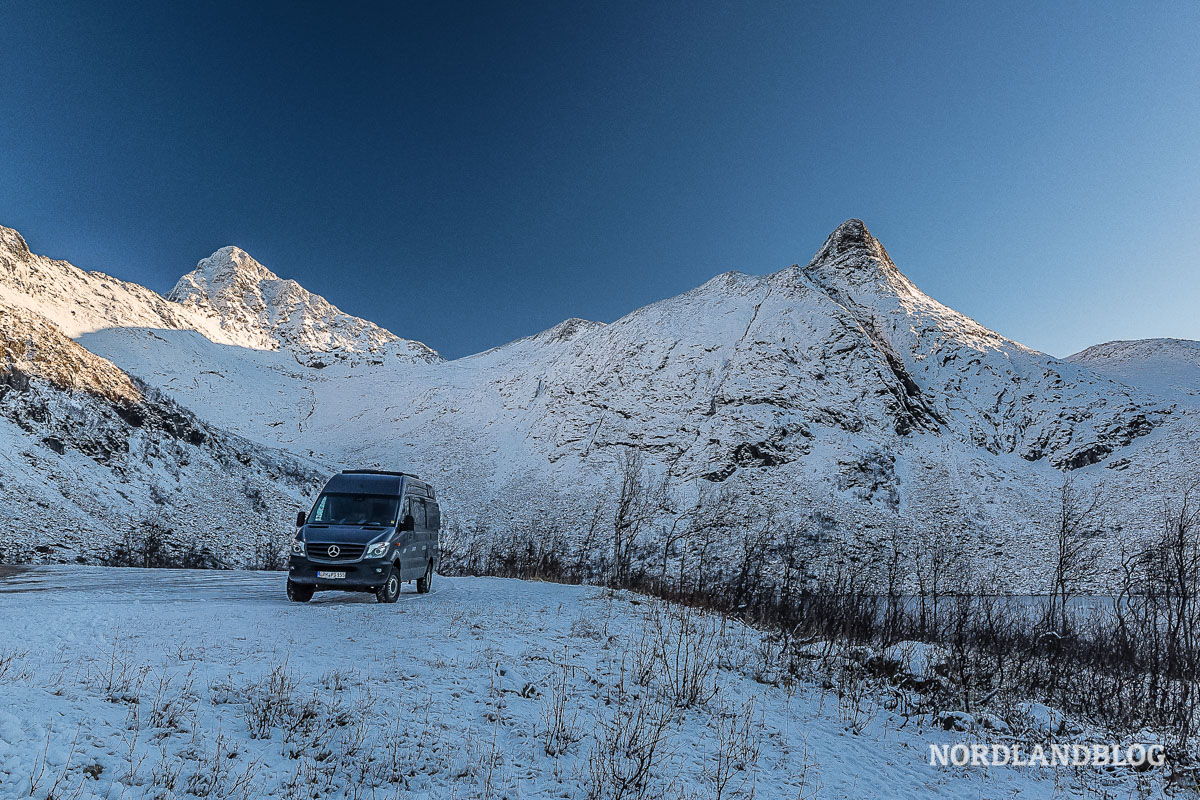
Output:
296,511,307,527
400,514,415,532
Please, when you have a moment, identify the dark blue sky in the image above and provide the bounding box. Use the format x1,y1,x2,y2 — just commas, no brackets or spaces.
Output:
2,1,1198,359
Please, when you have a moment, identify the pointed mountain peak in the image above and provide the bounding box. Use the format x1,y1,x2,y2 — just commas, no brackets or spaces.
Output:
192,245,279,285
810,219,890,266
168,247,287,306
801,218,915,298
167,247,441,363
0,225,31,260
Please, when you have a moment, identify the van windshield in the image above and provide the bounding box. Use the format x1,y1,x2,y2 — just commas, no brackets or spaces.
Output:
309,493,399,526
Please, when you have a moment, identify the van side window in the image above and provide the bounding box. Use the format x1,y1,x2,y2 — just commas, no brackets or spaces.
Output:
426,502,440,531
409,497,427,529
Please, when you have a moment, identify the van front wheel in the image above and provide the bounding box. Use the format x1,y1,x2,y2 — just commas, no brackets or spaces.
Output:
287,580,313,603
417,561,433,594
375,567,401,604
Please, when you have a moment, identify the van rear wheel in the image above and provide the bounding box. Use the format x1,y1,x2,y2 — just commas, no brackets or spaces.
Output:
416,561,433,594
287,580,313,603
375,567,401,604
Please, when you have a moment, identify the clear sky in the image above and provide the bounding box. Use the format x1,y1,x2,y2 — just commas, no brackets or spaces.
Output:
1,1,1198,359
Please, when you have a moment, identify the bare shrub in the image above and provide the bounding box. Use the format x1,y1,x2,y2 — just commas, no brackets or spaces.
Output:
0,647,31,682
541,653,584,756
703,696,762,800
147,668,199,733
586,681,677,800
242,662,301,740
184,726,262,800
1047,477,1103,632
833,660,880,735
251,531,286,571
634,601,720,708
612,448,652,588
149,743,186,796
280,691,331,760
100,516,224,570
319,668,358,693
81,632,146,702
27,723,83,800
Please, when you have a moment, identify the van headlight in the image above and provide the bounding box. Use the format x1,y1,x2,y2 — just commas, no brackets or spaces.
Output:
365,541,389,559
292,539,306,557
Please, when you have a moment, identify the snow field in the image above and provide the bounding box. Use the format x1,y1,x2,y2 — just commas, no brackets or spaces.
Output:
0,567,1147,799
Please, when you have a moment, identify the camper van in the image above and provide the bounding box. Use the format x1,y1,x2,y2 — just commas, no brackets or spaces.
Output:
287,470,440,603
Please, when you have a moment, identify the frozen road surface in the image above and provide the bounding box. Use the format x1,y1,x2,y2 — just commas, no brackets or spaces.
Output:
0,566,1102,799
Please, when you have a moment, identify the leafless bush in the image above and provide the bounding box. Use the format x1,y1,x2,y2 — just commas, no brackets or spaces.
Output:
541,653,584,756
703,696,762,800
612,448,652,588
242,662,301,740
81,632,147,702
834,660,880,735
1047,477,1103,632
0,647,31,682
27,723,83,800
280,690,331,760
149,743,186,796
146,668,199,733
586,680,677,800
634,601,720,708
184,727,262,800
571,612,606,642
251,530,286,571
319,667,357,693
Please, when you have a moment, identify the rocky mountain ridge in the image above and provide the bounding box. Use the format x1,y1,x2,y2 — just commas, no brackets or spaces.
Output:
0,219,1196,588
168,245,441,366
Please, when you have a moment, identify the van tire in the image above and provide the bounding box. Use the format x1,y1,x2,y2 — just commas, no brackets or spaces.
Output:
417,561,433,594
287,580,313,603
376,567,401,604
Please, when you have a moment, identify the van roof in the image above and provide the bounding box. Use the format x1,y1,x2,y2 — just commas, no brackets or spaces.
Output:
322,470,434,499
341,469,420,478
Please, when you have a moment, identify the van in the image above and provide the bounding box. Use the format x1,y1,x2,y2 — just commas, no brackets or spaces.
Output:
286,470,440,603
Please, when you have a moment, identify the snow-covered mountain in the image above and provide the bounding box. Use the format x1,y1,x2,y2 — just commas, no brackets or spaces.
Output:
0,301,321,565
168,246,441,366
0,226,438,365
1069,338,1200,406
1,219,1196,587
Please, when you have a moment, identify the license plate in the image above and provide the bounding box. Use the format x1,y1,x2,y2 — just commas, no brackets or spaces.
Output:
317,571,346,579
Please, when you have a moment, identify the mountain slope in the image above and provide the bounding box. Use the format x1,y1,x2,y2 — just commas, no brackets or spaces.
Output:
0,226,212,341
796,220,1165,468
1069,338,1200,406
0,302,322,565
0,219,1193,590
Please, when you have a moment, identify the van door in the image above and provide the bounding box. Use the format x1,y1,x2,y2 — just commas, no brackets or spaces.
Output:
425,501,440,570
416,498,434,570
402,496,427,579
397,496,415,578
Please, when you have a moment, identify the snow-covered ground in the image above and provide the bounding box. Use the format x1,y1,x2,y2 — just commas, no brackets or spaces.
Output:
0,567,1150,799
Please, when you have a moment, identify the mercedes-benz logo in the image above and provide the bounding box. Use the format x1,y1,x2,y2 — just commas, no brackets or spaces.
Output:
327,545,340,558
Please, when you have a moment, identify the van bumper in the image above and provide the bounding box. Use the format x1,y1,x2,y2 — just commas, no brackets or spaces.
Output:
288,556,393,590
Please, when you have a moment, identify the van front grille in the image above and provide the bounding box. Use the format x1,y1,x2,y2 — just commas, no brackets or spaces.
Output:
307,543,365,561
